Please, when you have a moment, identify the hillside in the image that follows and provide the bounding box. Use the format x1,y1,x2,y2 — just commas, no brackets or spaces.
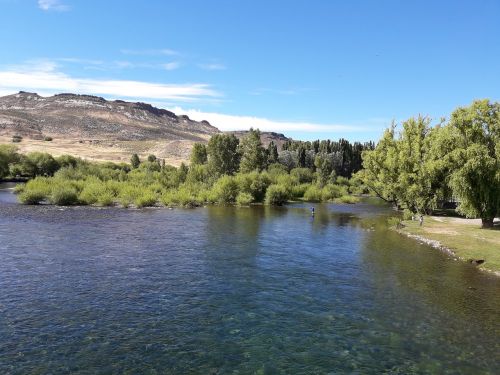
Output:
0,92,291,165
0,92,218,165
226,130,290,149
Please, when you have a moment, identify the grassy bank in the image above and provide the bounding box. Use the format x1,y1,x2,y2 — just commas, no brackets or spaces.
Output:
398,216,500,275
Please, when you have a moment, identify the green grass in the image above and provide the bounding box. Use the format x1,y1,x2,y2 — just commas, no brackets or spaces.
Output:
400,216,500,274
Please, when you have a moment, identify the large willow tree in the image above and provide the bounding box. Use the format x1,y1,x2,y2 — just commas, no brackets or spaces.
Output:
448,100,500,228
362,99,500,228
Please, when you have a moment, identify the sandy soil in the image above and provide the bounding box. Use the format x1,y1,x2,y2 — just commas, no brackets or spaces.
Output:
0,135,210,166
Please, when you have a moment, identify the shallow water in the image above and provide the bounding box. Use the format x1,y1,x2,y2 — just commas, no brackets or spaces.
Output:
0,189,499,374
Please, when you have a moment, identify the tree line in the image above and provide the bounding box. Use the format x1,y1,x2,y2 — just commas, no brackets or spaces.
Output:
184,129,374,180
360,99,499,228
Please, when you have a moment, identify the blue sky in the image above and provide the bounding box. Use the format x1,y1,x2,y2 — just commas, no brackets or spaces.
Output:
0,0,498,141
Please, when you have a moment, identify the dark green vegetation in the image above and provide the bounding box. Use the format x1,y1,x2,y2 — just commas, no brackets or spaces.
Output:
361,99,500,228
2,129,366,207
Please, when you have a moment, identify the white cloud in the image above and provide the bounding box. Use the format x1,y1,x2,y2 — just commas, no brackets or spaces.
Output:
38,0,69,11
163,62,181,71
198,63,226,71
168,107,369,133
0,62,220,102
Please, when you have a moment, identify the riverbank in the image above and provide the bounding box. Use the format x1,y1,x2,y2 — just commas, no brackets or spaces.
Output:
397,216,500,276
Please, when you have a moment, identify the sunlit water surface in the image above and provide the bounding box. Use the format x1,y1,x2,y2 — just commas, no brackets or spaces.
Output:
0,185,499,374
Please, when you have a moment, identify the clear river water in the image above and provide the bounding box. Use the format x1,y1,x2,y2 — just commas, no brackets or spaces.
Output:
0,183,499,374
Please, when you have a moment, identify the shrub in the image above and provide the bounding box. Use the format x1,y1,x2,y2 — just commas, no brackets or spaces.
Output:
185,164,211,185
18,189,47,204
79,181,104,205
290,183,309,199
17,177,52,204
134,191,158,208
303,185,323,201
12,135,23,143
235,171,270,202
290,168,314,183
403,209,414,221
387,217,402,228
210,176,239,204
118,185,142,207
98,191,115,206
236,192,253,206
43,136,53,142
265,184,289,206
334,195,360,204
56,155,80,168
321,184,346,201
49,185,78,206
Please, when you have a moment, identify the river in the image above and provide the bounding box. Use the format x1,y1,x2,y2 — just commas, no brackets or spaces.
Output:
0,184,499,374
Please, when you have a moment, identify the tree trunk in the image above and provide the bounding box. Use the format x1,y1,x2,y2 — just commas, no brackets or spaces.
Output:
481,217,494,228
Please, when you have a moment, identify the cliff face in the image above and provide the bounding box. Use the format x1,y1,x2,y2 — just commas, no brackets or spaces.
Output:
0,92,219,142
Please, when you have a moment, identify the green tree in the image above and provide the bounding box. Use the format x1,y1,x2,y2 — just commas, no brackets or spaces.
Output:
314,154,334,187
447,100,500,228
0,144,19,179
21,152,59,177
207,133,240,176
147,154,157,162
131,154,140,169
239,128,267,173
297,146,306,168
190,143,208,165
267,141,279,164
361,124,401,204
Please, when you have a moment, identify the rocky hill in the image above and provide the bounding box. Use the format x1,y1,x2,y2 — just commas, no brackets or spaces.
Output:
0,92,291,165
0,91,218,141
0,92,220,165
226,130,290,149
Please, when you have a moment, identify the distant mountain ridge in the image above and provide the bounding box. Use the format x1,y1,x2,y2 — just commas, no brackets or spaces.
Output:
0,91,219,142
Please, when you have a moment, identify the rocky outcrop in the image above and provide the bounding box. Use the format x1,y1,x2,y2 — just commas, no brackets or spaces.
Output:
0,92,219,142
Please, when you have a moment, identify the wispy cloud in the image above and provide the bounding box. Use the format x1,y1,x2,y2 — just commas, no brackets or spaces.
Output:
198,63,226,71
168,107,369,133
0,61,220,103
120,48,179,56
163,62,181,71
38,0,69,11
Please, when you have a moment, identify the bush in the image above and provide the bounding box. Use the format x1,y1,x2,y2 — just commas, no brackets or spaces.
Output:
236,192,253,206
43,136,53,142
134,191,158,208
185,164,211,185
290,168,314,183
321,184,346,201
12,135,23,143
265,184,289,206
17,177,52,204
18,189,47,204
387,217,402,228
303,185,323,201
78,181,104,205
290,183,309,199
49,185,78,206
161,188,201,207
333,195,360,204
210,176,239,204
118,185,142,207
97,191,115,206
235,171,270,202
403,209,414,221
